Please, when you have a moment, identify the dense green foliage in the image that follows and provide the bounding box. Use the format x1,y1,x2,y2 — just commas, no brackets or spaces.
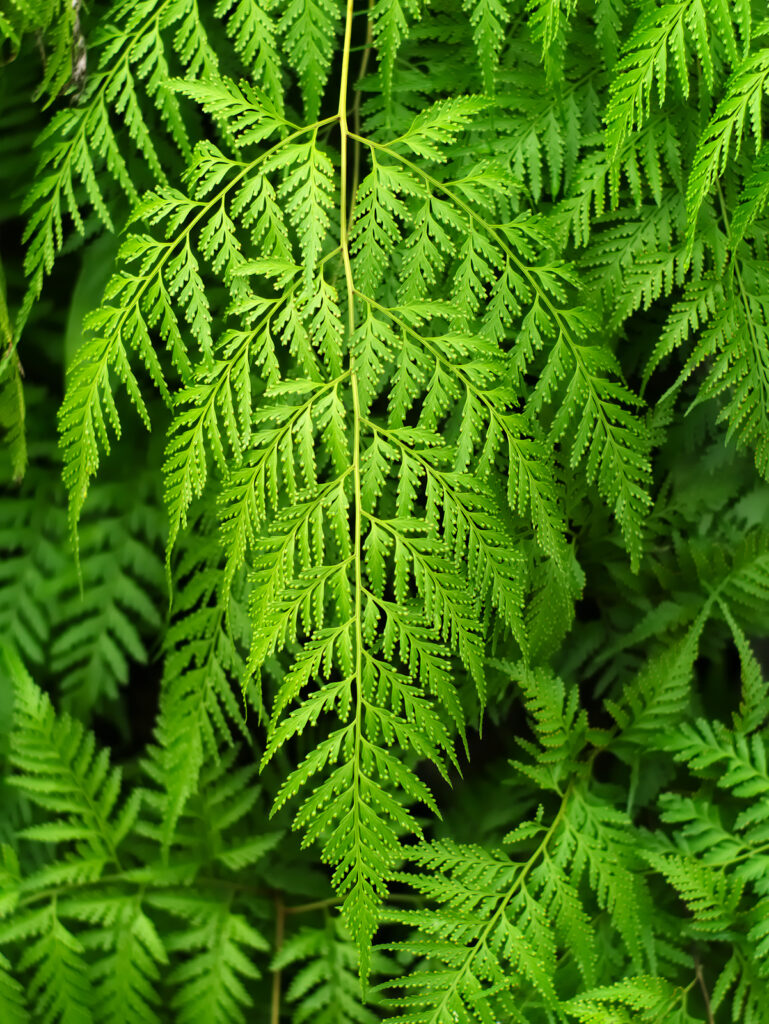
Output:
1,0,769,1020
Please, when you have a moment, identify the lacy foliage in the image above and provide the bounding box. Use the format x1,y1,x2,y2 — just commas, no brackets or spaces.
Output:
1,0,769,1021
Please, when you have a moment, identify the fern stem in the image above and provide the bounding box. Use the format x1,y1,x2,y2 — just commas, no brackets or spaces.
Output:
694,955,715,1024
338,0,357,293
285,896,341,915
270,894,285,1024
337,0,372,943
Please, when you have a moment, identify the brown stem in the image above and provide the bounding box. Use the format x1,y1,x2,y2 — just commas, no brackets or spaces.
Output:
285,896,342,915
695,956,715,1024
270,895,286,1024
70,0,88,96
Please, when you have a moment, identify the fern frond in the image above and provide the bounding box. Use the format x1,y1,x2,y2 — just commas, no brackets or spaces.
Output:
144,535,253,849
662,718,769,807
464,0,509,93
275,915,387,1024
84,897,167,1024
280,0,341,122
644,851,741,932
371,0,421,102
50,482,164,717
156,894,268,1024
605,612,706,741
0,0,79,105
381,780,652,1022
564,976,696,1024
21,0,205,314
58,324,150,547
686,47,769,243
0,952,28,1024
709,950,769,1024
526,0,577,80
718,601,769,734
0,470,64,665
214,0,284,109
3,647,140,870
380,830,561,1023
605,0,745,164
19,0,296,323
17,909,94,1024
644,258,769,479
13,5,769,1014
731,141,769,246
393,97,492,163
530,331,652,569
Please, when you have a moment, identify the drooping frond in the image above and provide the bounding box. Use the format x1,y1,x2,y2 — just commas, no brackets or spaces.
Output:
686,45,769,243
3,0,769,1019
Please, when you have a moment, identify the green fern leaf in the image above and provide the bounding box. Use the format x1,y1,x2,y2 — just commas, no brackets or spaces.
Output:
4,646,140,868
281,0,341,122
686,47,769,243
158,895,268,1024
0,952,28,1024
